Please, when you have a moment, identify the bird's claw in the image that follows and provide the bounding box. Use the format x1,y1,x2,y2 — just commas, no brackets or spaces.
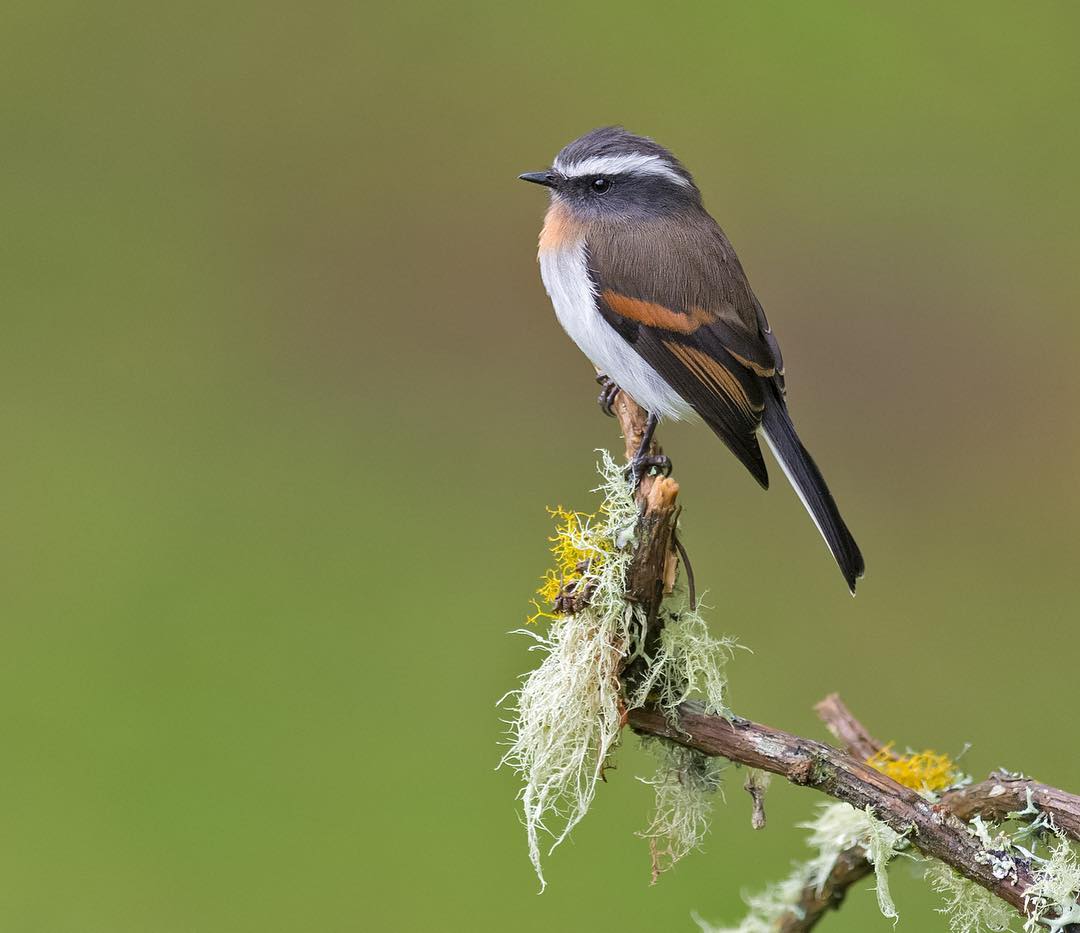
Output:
595,373,620,417
626,454,672,487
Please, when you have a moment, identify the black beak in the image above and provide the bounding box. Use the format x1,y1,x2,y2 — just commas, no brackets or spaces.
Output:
519,171,557,188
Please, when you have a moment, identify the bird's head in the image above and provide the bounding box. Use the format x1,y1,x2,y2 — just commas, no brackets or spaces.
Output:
519,126,701,220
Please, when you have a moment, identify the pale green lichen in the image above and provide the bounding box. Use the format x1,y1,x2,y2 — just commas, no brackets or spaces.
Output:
499,450,640,889
926,862,1016,933
802,802,908,922
965,814,1021,883
1009,787,1059,850
638,741,724,882
1023,834,1080,932
692,871,810,933
696,802,909,931
630,580,738,881
627,603,739,719
927,792,1080,933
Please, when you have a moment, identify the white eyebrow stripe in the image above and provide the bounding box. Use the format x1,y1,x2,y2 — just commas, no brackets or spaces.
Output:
553,152,691,187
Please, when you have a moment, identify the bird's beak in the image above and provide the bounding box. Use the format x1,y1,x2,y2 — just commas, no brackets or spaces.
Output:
518,171,558,188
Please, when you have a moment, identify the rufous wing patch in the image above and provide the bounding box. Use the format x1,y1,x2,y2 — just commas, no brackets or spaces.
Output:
602,290,715,335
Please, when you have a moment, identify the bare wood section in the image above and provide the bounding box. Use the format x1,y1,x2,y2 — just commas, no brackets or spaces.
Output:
815,693,888,761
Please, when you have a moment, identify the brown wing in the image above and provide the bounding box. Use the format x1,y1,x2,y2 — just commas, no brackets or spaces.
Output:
586,213,784,488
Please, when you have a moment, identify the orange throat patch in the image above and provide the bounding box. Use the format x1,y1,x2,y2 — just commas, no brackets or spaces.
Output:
538,202,580,254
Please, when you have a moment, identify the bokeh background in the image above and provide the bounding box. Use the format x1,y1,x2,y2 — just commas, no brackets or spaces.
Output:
3,2,1078,930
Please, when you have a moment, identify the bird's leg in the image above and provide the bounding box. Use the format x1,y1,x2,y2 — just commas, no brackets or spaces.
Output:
627,412,672,486
595,373,620,417
635,411,659,458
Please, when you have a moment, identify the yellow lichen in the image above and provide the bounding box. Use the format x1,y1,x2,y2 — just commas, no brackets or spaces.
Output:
867,744,959,794
526,505,614,623
525,599,558,627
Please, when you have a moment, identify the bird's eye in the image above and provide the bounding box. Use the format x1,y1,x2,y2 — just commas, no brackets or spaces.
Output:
591,176,611,194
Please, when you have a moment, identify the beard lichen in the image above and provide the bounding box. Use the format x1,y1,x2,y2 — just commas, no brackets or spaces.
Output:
696,802,909,931
626,603,740,720
802,802,908,922
920,789,1080,932
631,606,738,883
926,862,1016,933
501,450,736,888
638,741,725,882
693,872,811,933
1023,834,1080,932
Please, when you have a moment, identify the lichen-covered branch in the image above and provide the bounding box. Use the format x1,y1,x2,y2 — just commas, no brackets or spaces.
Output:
818,699,1080,835
505,381,1080,928
942,776,1080,843
628,702,1075,928
768,696,1080,931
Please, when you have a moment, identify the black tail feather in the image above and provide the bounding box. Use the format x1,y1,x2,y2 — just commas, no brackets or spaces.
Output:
760,397,865,594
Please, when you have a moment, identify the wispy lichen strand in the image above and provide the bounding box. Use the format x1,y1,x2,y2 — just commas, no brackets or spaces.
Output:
927,862,1016,933
1023,834,1080,932
697,802,908,931
638,741,725,881
802,802,907,921
626,604,739,719
693,871,812,933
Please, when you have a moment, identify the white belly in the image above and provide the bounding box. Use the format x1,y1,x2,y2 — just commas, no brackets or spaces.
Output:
539,242,695,422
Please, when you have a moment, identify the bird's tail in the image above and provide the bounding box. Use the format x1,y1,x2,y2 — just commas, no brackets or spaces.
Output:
760,397,865,594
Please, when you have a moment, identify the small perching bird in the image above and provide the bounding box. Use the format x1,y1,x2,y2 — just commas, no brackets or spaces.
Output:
520,126,865,593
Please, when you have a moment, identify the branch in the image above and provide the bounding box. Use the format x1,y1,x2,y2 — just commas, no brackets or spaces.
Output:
943,776,1080,841
818,695,1080,838
628,703,1069,927
815,693,887,760
603,387,681,692
778,846,874,933
791,695,1080,930
817,697,1080,832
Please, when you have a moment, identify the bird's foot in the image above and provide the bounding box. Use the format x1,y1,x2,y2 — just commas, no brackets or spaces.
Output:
626,453,672,487
595,373,620,417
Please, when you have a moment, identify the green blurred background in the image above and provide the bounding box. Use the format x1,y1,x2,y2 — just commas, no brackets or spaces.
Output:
3,2,1078,930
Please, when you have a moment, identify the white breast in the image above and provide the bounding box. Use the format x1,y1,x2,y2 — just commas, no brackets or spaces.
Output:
539,241,695,422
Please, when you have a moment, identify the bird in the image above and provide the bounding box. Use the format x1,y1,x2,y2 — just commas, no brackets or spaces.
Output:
520,126,865,594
